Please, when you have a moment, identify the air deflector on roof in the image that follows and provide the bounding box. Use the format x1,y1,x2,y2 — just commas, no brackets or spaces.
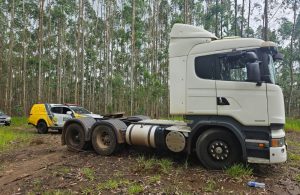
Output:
170,23,218,39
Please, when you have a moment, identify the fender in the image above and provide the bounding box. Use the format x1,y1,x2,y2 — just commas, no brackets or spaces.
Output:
61,117,96,145
186,116,247,161
89,119,128,144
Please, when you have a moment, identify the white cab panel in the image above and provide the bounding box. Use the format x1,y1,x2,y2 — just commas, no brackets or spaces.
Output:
267,84,285,124
186,54,217,115
216,81,268,126
169,56,187,114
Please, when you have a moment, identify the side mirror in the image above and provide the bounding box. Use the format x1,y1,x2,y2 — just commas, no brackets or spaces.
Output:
66,111,73,115
247,62,261,83
244,51,258,63
273,52,284,61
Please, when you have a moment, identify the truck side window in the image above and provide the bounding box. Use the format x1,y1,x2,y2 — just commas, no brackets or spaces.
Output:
195,55,215,79
217,56,248,81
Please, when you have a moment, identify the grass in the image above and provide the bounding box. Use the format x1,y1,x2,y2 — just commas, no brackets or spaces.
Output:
127,184,143,194
285,118,300,132
42,189,73,195
203,179,216,192
81,167,95,181
225,164,253,179
0,117,33,151
11,117,29,127
97,179,119,191
97,178,130,192
295,174,300,183
287,140,300,147
288,152,300,161
135,156,173,174
148,175,161,184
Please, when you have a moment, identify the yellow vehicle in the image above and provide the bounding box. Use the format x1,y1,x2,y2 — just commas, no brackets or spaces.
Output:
28,103,102,134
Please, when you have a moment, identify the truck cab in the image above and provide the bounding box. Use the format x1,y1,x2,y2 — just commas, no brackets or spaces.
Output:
169,24,286,166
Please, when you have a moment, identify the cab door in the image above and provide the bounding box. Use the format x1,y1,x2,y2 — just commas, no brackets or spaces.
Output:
186,54,217,115
215,53,268,126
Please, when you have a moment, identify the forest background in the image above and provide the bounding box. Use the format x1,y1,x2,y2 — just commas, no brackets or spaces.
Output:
0,0,299,118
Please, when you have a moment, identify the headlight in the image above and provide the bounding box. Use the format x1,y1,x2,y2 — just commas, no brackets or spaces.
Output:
271,137,285,147
5,117,11,121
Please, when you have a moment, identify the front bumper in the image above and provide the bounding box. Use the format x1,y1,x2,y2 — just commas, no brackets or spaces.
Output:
246,128,287,164
247,144,287,164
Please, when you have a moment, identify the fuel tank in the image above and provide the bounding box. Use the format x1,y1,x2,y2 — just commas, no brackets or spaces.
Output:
125,124,159,148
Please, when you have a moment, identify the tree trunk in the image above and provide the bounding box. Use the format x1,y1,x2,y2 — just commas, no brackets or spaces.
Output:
22,0,27,115
234,0,237,36
38,0,45,102
287,0,297,116
241,0,245,37
130,0,136,115
247,0,251,37
5,0,15,115
263,0,268,41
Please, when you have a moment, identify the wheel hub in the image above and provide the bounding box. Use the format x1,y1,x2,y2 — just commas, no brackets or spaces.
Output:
209,141,229,161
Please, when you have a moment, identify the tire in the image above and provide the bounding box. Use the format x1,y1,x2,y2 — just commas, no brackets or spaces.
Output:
91,125,119,156
5,123,10,126
195,128,241,170
37,121,48,134
65,123,87,151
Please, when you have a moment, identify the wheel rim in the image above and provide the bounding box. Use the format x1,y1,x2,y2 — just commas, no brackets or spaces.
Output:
96,130,111,149
208,140,230,161
69,129,80,146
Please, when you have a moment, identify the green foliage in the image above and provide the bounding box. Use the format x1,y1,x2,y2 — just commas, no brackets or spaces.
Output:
148,175,161,184
0,125,33,151
225,164,253,179
135,156,173,174
42,189,73,195
127,184,143,194
81,167,95,181
203,179,216,192
97,178,130,191
97,179,119,191
285,118,300,132
11,117,29,127
288,152,300,161
295,174,300,183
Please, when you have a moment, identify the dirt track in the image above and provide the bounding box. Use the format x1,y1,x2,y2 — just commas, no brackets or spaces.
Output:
0,128,300,194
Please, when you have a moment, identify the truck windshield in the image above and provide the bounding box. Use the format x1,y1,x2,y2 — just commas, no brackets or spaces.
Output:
268,54,276,84
71,107,91,114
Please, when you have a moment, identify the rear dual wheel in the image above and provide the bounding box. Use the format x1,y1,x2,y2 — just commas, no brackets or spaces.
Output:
196,129,241,170
65,123,87,151
91,125,119,156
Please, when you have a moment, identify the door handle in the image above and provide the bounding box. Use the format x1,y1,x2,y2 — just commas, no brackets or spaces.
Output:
217,97,230,106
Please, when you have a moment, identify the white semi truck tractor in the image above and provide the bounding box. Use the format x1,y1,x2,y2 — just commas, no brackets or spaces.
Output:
62,24,287,169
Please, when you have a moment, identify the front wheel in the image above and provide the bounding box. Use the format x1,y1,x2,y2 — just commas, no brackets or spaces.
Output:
195,129,241,169
91,125,119,156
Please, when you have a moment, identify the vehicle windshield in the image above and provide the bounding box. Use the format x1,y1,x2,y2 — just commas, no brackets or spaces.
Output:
268,54,276,84
70,107,91,114
0,110,4,115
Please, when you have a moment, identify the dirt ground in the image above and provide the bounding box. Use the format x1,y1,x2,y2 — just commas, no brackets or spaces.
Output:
0,128,300,195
